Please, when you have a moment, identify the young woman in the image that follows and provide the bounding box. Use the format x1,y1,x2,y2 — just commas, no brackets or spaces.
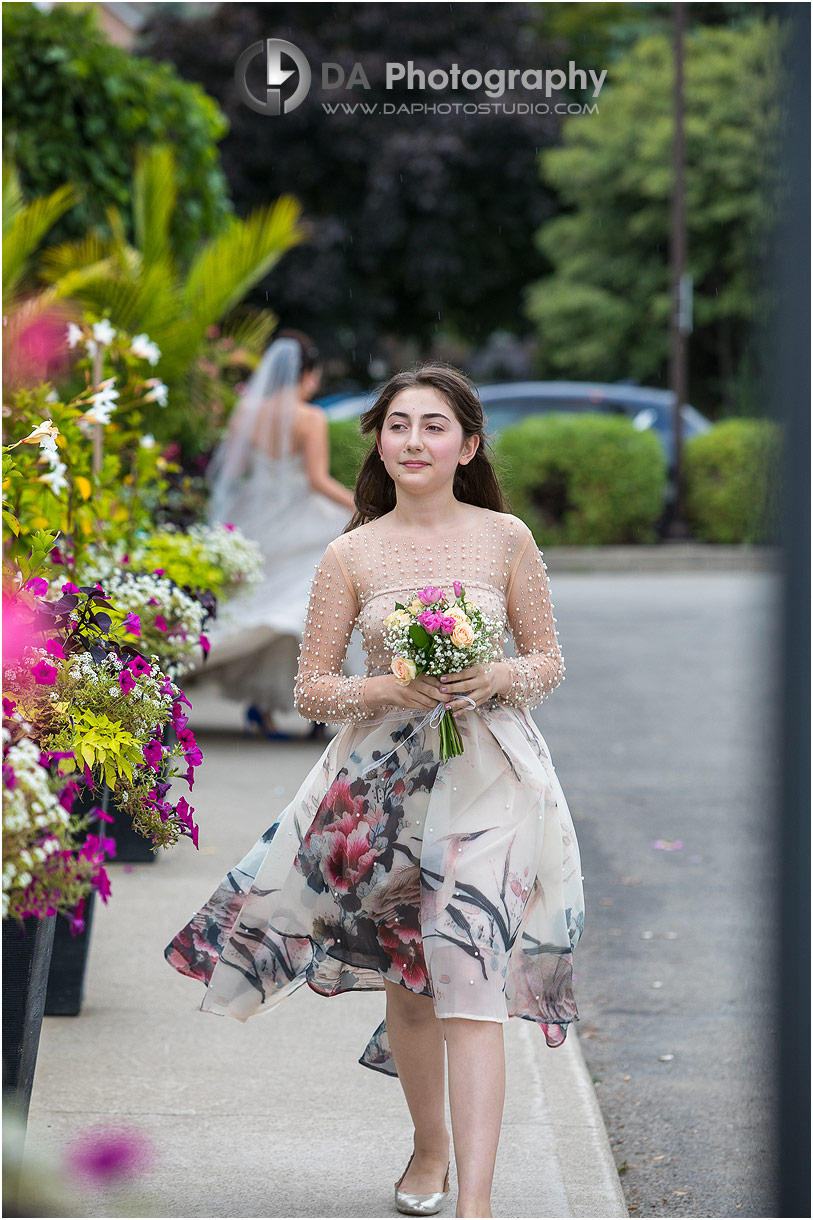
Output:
166,362,585,1219
188,330,356,740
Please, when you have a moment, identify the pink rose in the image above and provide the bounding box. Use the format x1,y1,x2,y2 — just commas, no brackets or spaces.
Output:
417,610,442,633
453,581,463,598
439,616,457,635
417,586,445,605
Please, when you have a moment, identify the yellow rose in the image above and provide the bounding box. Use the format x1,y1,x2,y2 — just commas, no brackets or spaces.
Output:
391,656,417,685
408,599,424,616
385,609,412,631
451,619,475,648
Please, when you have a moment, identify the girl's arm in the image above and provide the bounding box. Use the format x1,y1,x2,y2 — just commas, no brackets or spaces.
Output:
300,408,357,511
500,528,566,709
293,542,376,723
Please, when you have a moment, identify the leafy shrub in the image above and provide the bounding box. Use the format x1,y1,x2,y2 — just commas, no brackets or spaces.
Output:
683,419,782,543
328,417,374,489
496,414,667,545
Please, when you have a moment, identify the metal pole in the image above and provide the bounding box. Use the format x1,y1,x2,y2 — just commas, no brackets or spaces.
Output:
665,1,690,539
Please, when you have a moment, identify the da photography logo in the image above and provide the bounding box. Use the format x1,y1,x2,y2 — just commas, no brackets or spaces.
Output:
235,38,311,116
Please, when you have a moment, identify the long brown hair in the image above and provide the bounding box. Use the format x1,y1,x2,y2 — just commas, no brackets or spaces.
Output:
344,362,507,532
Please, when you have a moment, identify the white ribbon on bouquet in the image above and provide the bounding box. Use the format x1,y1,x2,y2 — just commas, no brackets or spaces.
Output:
359,694,478,778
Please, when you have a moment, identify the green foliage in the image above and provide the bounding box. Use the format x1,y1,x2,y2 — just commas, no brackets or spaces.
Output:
133,534,224,599
54,708,144,791
497,414,667,545
683,418,782,543
526,18,787,415
2,2,232,266
328,418,374,488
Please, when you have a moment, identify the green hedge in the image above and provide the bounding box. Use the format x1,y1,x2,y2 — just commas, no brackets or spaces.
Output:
496,414,667,545
684,418,782,543
328,418,374,488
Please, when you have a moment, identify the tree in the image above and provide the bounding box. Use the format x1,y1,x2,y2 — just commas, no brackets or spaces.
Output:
2,3,233,265
138,2,568,373
524,17,786,416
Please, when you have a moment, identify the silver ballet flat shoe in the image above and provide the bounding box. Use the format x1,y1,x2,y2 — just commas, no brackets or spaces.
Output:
394,1151,451,1216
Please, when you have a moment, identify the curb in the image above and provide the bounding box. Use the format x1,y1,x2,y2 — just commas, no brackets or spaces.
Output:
542,543,780,573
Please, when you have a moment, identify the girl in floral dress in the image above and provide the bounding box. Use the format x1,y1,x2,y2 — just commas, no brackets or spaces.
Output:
165,363,584,1219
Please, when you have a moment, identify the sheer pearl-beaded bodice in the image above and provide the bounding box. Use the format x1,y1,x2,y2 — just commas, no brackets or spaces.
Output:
293,509,565,724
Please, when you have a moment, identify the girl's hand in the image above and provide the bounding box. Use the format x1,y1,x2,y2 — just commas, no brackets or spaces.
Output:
425,663,510,716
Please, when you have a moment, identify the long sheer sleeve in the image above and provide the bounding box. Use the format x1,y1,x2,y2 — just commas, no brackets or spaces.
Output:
500,529,566,710
293,542,376,724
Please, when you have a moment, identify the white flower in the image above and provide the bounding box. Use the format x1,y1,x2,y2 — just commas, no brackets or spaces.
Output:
92,319,116,346
66,322,83,349
142,379,168,407
11,419,60,448
139,433,156,449
81,381,119,426
45,389,59,403
38,461,69,496
130,333,162,366
85,338,98,359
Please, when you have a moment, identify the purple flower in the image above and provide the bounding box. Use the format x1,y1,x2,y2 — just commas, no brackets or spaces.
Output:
3,763,16,790
124,612,141,635
154,614,167,632
61,580,80,595
68,898,86,938
127,656,151,678
147,597,160,606
174,690,192,709
46,637,66,659
223,522,235,531
152,568,165,577
199,633,210,654
31,659,58,684
25,577,49,596
94,867,113,903
50,547,64,565
143,739,163,771
417,610,442,633
453,580,463,598
57,780,82,812
3,697,17,717
93,804,115,824
439,615,457,635
417,586,445,605
118,669,136,695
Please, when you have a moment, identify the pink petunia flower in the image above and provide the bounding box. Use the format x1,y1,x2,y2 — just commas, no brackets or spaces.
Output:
3,697,17,717
61,581,80,595
123,612,141,635
154,614,167,632
46,638,66,659
152,568,165,577
31,659,58,684
127,656,151,678
199,634,210,654
25,577,49,596
118,669,136,695
142,739,163,771
223,523,235,531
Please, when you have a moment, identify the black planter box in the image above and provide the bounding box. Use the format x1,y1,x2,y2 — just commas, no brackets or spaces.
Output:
43,890,97,1016
109,809,158,863
2,914,57,1120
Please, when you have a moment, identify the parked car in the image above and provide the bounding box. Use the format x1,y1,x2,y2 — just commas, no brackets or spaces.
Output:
322,380,711,476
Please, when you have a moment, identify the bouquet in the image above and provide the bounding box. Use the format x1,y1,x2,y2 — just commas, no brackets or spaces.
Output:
383,581,501,762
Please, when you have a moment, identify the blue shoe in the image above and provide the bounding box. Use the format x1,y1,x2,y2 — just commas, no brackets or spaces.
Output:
244,705,292,741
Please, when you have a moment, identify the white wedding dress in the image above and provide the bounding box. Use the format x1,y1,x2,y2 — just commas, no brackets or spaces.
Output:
188,448,360,718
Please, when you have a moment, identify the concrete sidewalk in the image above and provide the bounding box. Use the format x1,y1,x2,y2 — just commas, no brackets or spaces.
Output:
24,689,627,1219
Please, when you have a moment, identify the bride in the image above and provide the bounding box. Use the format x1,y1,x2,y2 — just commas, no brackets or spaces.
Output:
190,331,358,739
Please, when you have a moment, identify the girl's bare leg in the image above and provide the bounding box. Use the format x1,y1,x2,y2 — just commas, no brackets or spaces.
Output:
383,977,451,1192
443,1017,506,1218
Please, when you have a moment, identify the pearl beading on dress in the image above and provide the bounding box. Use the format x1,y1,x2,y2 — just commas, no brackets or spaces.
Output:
293,509,565,725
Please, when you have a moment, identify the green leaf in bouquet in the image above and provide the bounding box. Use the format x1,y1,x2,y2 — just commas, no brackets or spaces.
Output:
409,623,431,649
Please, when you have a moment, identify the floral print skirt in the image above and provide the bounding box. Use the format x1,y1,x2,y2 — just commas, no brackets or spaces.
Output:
164,702,585,1076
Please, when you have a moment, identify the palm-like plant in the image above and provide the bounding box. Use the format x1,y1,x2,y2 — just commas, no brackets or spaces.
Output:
4,144,306,439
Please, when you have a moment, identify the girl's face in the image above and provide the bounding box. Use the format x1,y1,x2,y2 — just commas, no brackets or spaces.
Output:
377,387,479,492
